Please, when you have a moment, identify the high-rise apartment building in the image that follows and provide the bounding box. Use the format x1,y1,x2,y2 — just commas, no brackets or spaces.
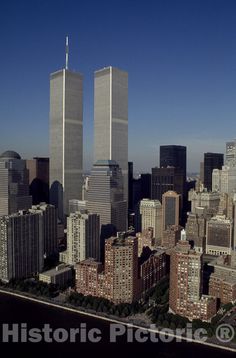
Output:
104,235,139,304
140,199,162,239
50,58,83,220
162,191,180,231
94,66,128,202
60,210,100,265
76,235,139,304
87,160,127,237
26,157,49,204
203,152,224,191
169,230,216,322
30,203,58,257
0,151,32,216
0,210,44,282
170,229,202,303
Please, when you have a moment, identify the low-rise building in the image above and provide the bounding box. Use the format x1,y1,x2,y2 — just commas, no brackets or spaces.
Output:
39,264,73,288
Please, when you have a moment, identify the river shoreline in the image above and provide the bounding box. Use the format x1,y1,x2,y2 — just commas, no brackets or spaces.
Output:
0,288,235,353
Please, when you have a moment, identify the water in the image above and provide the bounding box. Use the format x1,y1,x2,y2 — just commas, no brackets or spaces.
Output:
0,292,234,358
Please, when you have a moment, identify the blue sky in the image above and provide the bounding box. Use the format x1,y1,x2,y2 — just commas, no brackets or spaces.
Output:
1,0,236,173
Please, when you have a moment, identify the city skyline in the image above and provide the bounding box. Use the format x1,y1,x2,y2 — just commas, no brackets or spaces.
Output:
1,1,236,354
1,0,236,172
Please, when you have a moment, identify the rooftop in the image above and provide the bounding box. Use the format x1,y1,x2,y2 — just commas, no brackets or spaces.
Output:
95,160,119,166
39,264,72,276
0,150,21,160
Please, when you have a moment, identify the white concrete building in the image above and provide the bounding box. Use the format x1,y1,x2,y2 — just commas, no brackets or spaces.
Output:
60,210,100,266
139,199,162,239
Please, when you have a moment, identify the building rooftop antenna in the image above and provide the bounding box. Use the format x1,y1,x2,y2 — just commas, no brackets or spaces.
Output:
65,36,69,70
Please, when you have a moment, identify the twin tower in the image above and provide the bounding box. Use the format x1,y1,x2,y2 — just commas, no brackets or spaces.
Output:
49,47,128,220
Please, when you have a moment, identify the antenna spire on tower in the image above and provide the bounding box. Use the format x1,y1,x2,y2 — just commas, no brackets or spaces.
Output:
65,36,69,70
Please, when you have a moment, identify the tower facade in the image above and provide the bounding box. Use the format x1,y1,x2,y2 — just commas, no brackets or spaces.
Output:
50,67,83,220
0,210,44,282
140,199,162,239
0,151,32,216
61,210,100,265
26,157,49,204
160,145,186,178
206,215,232,256
203,152,223,191
151,167,184,203
162,191,180,231
104,235,139,304
30,203,58,258
169,230,216,321
94,66,128,201
87,160,127,235
225,140,236,167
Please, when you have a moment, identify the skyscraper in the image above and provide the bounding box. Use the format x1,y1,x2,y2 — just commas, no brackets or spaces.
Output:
151,167,184,203
50,40,83,221
140,173,151,199
160,145,186,178
140,199,162,239
225,140,236,167
162,191,180,231
0,150,32,216
128,161,133,211
26,157,49,204
94,66,128,202
87,160,127,237
160,145,187,219
203,152,223,191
